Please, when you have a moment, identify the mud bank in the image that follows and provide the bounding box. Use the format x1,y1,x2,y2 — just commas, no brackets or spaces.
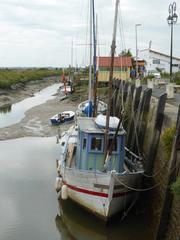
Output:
0,76,59,108
0,77,79,140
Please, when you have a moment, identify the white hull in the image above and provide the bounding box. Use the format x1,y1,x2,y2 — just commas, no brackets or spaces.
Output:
59,86,73,94
55,123,144,220
59,165,143,220
76,100,107,116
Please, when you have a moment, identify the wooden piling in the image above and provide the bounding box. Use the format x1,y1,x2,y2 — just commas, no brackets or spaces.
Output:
156,105,180,240
126,86,142,148
130,88,152,154
145,93,167,175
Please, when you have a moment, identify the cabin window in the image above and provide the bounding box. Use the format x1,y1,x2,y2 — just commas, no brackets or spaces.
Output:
108,138,118,152
90,137,102,151
83,138,87,149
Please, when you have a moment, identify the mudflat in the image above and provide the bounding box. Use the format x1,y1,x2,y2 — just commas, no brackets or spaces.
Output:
0,77,78,140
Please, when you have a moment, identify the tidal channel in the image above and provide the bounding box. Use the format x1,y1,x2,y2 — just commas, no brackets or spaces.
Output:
0,83,61,128
0,83,152,239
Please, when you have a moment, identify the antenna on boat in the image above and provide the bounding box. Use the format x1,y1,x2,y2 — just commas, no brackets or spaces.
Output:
104,0,119,159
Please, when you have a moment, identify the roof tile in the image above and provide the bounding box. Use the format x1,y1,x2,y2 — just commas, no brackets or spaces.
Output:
98,56,132,67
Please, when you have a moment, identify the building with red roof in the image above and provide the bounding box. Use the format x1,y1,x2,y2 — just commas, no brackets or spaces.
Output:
97,56,132,82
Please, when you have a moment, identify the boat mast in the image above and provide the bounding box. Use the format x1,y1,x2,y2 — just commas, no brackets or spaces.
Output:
104,0,119,157
88,0,93,103
70,38,74,92
92,0,97,117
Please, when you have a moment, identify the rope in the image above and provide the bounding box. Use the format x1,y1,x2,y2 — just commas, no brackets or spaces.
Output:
114,174,159,192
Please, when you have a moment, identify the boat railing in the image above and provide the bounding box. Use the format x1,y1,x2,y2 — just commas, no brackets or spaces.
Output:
124,147,143,172
125,147,142,161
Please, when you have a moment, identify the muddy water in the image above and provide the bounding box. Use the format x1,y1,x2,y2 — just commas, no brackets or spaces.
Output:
0,83,61,128
0,136,153,240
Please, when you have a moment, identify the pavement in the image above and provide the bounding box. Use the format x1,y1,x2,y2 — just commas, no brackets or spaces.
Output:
142,85,180,108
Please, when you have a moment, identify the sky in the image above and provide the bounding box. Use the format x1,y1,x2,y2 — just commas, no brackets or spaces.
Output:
0,0,180,67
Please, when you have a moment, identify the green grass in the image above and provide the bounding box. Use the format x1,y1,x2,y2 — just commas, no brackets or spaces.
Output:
161,125,176,157
0,69,62,89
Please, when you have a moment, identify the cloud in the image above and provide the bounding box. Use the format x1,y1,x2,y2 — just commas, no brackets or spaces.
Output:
0,0,179,67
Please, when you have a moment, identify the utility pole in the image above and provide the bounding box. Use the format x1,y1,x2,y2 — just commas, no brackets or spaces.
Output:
135,24,141,79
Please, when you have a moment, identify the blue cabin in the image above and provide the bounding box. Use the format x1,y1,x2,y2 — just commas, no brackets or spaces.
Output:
76,117,126,173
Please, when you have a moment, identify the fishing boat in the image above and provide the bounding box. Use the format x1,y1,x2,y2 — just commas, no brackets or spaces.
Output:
50,111,75,125
54,0,144,220
55,115,144,220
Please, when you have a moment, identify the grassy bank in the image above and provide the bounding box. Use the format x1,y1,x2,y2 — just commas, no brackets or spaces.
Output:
0,68,62,89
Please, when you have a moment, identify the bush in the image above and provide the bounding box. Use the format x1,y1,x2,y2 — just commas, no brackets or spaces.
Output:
161,125,176,156
0,69,62,89
174,71,180,85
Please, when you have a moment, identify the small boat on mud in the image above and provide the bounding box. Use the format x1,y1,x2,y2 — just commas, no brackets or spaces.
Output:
50,111,75,125
59,85,74,95
76,100,107,116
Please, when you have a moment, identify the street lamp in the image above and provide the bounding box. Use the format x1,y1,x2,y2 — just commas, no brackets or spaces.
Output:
167,2,178,82
135,24,142,79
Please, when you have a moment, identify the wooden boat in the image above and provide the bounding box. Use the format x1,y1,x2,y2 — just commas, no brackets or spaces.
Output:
50,111,75,125
59,85,73,95
55,116,144,220
76,100,107,116
54,0,144,221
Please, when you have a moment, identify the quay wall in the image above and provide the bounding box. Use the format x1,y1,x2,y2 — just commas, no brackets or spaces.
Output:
113,79,180,240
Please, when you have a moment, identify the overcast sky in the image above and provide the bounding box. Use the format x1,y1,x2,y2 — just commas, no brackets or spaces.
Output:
0,0,179,67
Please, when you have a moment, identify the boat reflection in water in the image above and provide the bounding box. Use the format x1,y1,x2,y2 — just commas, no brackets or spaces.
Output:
55,199,152,240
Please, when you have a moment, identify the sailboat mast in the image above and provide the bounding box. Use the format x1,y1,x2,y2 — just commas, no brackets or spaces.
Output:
88,0,93,102
105,0,119,156
92,0,97,117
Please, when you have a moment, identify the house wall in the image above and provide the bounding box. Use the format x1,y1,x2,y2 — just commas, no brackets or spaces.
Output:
139,49,180,74
98,68,131,82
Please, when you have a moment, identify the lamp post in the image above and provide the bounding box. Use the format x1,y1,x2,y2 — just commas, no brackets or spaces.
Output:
135,24,142,79
167,2,178,82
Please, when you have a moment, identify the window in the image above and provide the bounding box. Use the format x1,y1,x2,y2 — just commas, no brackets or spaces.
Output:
83,138,87,149
108,138,118,152
91,137,102,151
152,59,160,64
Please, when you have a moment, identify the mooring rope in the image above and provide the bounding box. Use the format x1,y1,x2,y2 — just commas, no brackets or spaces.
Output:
114,175,160,192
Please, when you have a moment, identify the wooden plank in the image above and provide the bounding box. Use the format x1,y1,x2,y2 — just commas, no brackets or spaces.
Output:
156,105,180,240
66,143,75,167
130,88,152,154
126,86,142,148
145,93,167,174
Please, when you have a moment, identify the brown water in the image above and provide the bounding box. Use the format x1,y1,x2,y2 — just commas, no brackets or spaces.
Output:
0,137,153,240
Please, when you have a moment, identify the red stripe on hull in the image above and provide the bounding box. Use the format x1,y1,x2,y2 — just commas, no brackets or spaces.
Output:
64,182,132,198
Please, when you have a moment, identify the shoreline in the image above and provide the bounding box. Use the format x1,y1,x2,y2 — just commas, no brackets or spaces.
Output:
0,77,78,141
0,76,59,108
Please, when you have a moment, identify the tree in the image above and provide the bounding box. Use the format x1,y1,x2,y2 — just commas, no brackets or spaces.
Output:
119,49,132,57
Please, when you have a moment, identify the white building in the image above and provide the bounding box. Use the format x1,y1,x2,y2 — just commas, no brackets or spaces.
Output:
139,49,180,75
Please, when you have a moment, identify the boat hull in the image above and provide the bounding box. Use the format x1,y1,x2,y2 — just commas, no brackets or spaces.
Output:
50,111,75,125
59,166,142,220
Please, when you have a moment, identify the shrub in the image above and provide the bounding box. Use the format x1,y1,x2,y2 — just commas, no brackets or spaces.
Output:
161,125,176,156
0,69,62,89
